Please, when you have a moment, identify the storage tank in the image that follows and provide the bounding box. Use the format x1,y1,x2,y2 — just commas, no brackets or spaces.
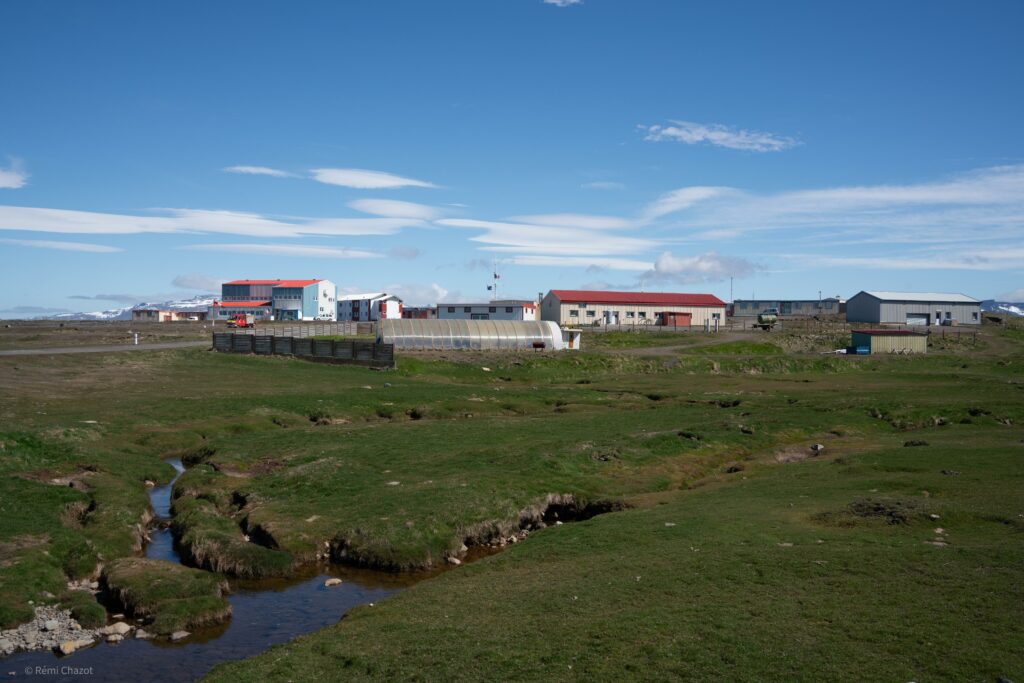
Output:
379,319,568,351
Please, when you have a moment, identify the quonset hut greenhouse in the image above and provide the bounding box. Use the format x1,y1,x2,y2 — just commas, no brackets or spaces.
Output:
379,319,579,351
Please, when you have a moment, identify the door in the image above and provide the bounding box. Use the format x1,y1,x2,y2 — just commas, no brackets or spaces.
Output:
906,313,929,326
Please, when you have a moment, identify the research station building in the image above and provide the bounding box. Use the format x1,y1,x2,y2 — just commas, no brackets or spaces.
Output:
437,300,537,321
541,289,726,326
732,298,843,317
846,291,981,326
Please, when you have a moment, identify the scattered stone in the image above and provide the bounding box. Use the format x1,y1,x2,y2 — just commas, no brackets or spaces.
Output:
740,425,755,435
43,619,59,631
446,556,462,566
934,527,945,535
507,535,518,544
810,443,825,455
481,367,491,372
169,630,190,641
925,540,948,547
459,543,469,553
135,629,152,639
89,581,99,589
777,542,794,548
99,622,131,636
58,638,93,655
144,479,156,488
903,440,929,447
555,520,563,526
941,469,961,476
0,638,13,655
384,382,392,387
324,578,343,587
106,634,123,643
929,513,941,520
386,481,400,486
664,522,676,527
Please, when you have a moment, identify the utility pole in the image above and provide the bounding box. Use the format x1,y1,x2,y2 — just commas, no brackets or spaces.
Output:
730,276,734,303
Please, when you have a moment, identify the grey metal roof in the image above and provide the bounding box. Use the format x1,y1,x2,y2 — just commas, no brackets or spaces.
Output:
380,319,565,350
859,291,979,303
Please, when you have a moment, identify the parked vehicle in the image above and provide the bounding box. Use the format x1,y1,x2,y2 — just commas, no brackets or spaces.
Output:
754,308,779,331
226,313,256,328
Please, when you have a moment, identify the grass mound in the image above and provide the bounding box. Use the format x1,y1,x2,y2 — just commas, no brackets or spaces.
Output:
102,558,230,634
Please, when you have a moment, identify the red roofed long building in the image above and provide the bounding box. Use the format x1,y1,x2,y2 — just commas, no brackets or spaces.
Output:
541,289,726,327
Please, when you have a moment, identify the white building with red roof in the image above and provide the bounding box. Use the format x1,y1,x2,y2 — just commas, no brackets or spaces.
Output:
541,289,726,327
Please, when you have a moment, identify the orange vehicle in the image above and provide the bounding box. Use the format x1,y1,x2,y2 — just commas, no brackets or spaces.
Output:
226,313,257,328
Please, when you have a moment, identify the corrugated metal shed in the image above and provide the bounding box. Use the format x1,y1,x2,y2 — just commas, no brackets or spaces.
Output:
847,291,981,326
380,319,569,351
851,330,928,354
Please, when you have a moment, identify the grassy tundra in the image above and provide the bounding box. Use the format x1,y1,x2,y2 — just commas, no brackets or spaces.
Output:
0,322,1021,678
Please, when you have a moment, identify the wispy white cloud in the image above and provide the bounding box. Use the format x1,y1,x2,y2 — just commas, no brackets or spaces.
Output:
310,168,437,189
388,247,422,260
0,237,122,253
509,213,634,230
643,251,758,284
640,120,798,152
182,243,383,259
349,198,443,220
437,218,657,257
0,206,426,237
543,0,583,6
581,181,625,191
383,282,450,306
0,158,28,189
999,288,1024,302
640,186,732,222
172,273,224,291
508,255,652,271
223,165,296,178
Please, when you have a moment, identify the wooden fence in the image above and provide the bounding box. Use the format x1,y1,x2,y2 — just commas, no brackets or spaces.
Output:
212,333,394,368
225,322,375,338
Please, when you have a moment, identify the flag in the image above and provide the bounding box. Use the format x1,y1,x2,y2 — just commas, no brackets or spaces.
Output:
493,273,501,279
487,285,493,291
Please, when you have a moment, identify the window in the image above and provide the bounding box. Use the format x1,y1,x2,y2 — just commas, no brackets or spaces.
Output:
570,310,579,317
464,307,472,313
638,311,646,319
825,301,834,310
505,307,513,313
972,312,979,321
713,313,721,320
626,311,635,318
945,311,952,319
489,307,496,313
471,313,489,320
587,310,596,317
448,307,455,313
579,303,587,309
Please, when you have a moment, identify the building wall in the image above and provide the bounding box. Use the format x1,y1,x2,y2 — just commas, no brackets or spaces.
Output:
542,293,724,326
222,283,278,301
732,299,841,317
210,305,272,320
847,293,981,325
437,303,536,321
852,332,928,354
338,295,402,321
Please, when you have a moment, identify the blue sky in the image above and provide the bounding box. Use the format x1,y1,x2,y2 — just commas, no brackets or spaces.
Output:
1,0,1023,315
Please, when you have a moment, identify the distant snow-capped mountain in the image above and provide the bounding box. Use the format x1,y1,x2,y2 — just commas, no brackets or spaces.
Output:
36,295,217,321
981,300,1024,317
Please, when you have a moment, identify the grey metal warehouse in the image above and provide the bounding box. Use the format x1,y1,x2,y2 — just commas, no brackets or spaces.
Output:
846,291,981,326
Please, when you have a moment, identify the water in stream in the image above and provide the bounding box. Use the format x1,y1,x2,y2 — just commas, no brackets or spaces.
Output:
1,460,416,683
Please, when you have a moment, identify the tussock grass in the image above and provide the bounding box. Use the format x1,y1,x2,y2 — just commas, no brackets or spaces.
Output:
102,558,230,634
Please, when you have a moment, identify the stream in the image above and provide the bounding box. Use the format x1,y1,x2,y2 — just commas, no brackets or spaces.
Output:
1,460,417,682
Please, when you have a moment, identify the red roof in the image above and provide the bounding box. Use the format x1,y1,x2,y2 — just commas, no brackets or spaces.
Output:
214,300,272,307
273,279,321,288
223,280,285,285
549,290,725,307
853,329,927,336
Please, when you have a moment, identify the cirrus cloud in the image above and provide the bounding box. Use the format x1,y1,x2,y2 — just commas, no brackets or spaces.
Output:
640,120,799,152
310,168,437,189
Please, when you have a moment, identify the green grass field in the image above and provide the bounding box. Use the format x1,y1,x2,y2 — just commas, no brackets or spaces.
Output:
0,321,1021,679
